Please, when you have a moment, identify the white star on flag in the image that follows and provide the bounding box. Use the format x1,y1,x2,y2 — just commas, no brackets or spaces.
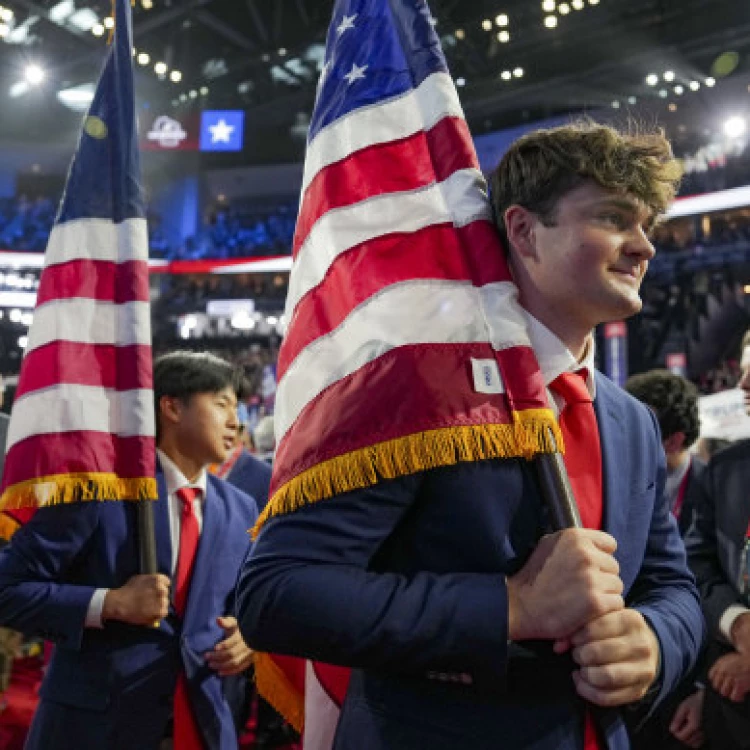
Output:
209,118,235,144
336,13,357,36
344,62,368,85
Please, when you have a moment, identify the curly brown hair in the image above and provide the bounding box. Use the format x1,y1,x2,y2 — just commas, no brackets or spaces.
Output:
489,120,683,241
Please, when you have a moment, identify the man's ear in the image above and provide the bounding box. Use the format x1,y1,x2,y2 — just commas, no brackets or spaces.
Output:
504,205,538,259
662,431,685,456
159,395,183,428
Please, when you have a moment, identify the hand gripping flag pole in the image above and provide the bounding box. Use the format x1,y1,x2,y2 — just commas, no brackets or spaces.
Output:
0,0,158,573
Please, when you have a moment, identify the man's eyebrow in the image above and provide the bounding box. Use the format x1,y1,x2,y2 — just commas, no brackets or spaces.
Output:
592,197,656,226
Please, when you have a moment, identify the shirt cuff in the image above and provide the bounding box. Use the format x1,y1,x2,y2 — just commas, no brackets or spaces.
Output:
719,604,750,644
85,588,109,629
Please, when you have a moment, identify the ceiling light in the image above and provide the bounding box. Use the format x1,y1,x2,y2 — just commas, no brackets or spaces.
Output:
141,0,153,9
154,61,168,76
456,77,465,87
0,7,13,22
68,8,98,31
56,83,95,112
0,22,8,37
705,77,716,87
103,16,114,29
199,86,209,95
513,67,524,77
170,70,182,83
668,103,677,112
495,14,509,27
611,100,620,109
179,93,187,102
544,15,558,28
455,29,465,40
25,65,44,85
628,96,637,104
689,80,700,91
278,47,287,56
189,89,198,98
646,74,658,86
482,19,492,31
18,336,28,349
137,52,150,65
674,85,684,95
542,0,556,11
501,70,512,80
658,89,668,98
559,3,571,14
572,0,584,8
724,116,747,138
91,23,104,36
48,0,74,24
497,30,510,43
663,70,675,82
588,0,599,5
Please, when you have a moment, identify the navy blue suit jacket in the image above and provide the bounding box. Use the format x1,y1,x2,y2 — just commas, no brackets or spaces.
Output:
0,466,257,750
237,373,704,749
225,450,272,513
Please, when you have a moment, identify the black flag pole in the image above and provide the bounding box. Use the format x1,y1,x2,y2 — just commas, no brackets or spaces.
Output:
535,427,582,531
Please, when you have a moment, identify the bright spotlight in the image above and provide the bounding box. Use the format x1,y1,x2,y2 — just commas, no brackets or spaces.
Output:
170,70,182,83
559,3,571,14
542,0,556,11
495,14,508,26
501,70,512,80
724,116,747,139
18,336,28,349
705,77,716,87
25,65,44,85
154,61,167,76
103,16,114,29
689,80,700,91
645,74,658,86
663,70,675,82
482,19,492,31
513,67,524,77
137,52,150,66
674,85,684,95
91,23,105,36
571,0,584,8
497,30,510,43
544,15,558,28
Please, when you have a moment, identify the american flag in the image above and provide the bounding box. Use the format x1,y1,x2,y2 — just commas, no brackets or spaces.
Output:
255,0,561,740
0,0,156,525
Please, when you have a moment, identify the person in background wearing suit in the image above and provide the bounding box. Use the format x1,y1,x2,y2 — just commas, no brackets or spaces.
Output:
625,370,706,749
237,122,704,749
685,329,750,749
213,407,273,514
0,351,258,750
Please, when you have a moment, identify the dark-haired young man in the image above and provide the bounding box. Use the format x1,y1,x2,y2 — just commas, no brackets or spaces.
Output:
626,370,706,749
0,351,258,750
238,123,704,748
685,330,750,749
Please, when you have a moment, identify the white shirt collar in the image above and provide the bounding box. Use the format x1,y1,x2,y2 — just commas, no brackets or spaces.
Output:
156,448,207,499
521,310,597,400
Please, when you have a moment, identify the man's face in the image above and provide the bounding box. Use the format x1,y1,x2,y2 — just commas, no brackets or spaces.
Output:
176,386,239,466
520,181,656,331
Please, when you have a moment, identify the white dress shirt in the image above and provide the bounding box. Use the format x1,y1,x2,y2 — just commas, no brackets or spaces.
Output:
84,449,208,628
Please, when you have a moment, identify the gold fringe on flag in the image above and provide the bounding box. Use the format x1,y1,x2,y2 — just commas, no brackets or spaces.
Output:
0,513,19,541
253,408,562,538
254,652,305,734
0,473,158,512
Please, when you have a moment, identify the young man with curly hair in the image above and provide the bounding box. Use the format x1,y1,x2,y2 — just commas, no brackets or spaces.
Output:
238,122,705,749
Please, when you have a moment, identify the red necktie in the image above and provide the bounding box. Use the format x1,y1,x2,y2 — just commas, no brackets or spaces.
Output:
550,371,604,750
173,487,204,750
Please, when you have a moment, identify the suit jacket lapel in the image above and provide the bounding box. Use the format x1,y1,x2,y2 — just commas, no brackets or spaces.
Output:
154,466,173,577
183,482,225,629
593,377,629,546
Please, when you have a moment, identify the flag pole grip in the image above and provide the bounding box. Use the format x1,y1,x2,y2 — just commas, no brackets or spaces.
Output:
138,501,158,574
534,427,582,530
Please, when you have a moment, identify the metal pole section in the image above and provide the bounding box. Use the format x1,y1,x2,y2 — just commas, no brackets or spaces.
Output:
534,427,582,530
138,501,158,574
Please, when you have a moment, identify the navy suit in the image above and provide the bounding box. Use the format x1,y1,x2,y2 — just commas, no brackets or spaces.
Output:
237,373,704,749
0,467,257,750
225,450,272,513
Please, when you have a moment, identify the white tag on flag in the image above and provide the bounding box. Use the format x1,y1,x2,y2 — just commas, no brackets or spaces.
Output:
470,358,504,394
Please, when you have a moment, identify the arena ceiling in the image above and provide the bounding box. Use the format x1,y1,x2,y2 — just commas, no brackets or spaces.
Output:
0,0,749,164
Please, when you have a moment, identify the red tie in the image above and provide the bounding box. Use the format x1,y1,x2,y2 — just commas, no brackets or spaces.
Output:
173,486,204,750
550,372,604,750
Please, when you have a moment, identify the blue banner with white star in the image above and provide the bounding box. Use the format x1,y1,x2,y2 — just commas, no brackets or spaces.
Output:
200,110,245,152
